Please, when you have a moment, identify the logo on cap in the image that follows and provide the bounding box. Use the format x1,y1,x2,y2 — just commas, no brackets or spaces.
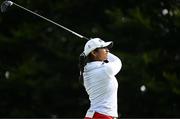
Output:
99,39,103,42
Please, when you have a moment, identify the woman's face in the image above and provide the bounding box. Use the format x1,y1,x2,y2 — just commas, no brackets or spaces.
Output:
91,47,109,61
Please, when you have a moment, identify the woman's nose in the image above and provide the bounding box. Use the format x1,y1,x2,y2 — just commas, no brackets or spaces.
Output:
105,48,109,52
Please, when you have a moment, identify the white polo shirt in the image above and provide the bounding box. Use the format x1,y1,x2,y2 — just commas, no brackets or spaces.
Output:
83,53,122,117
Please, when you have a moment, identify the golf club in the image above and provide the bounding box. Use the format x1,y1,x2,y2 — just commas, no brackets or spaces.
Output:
1,0,89,40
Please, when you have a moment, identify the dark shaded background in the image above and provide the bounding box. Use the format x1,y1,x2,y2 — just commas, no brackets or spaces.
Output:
0,0,180,118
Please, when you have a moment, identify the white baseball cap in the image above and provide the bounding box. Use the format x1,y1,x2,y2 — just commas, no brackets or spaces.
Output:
83,38,113,56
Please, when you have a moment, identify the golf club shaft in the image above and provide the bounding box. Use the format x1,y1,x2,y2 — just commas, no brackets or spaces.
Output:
13,2,89,40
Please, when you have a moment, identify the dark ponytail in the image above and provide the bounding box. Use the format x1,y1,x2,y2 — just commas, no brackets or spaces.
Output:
78,52,87,84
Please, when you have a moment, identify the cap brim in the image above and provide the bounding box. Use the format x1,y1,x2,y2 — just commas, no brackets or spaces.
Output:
104,41,113,48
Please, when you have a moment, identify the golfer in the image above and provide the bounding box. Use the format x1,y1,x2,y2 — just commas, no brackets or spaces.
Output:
79,38,122,119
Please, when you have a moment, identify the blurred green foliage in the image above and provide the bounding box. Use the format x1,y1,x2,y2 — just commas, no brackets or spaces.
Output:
0,0,180,118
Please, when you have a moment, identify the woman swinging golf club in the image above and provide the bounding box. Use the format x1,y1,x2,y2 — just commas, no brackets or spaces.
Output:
79,38,122,119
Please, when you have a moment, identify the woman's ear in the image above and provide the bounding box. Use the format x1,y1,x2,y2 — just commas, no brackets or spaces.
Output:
91,51,96,57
